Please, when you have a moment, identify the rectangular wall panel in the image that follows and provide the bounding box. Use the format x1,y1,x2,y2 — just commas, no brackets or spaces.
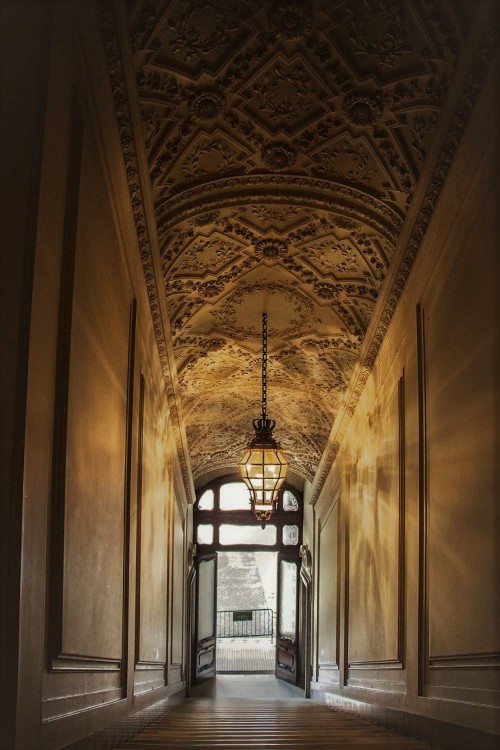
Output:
317,503,339,677
136,373,169,668
59,122,130,664
425,218,500,666
348,379,403,667
170,499,185,669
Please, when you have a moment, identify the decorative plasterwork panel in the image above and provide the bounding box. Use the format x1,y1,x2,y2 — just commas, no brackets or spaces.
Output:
112,0,495,486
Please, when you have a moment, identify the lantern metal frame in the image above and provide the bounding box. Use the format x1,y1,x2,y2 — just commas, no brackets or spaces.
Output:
239,313,289,526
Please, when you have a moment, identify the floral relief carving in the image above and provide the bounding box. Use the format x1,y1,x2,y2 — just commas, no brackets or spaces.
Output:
267,1,313,39
240,55,329,134
177,236,242,273
101,0,494,485
345,0,415,66
254,238,288,259
261,141,296,170
344,90,383,125
312,140,377,183
189,87,226,120
166,0,243,61
180,136,243,180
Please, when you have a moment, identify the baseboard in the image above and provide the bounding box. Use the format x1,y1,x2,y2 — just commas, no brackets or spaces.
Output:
311,688,499,750
60,688,185,750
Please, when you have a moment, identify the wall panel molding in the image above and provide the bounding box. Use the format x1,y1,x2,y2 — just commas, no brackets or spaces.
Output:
315,496,340,684
347,373,406,676
418,275,500,705
429,653,500,670
47,111,135,676
134,366,169,673
416,304,428,696
47,95,85,672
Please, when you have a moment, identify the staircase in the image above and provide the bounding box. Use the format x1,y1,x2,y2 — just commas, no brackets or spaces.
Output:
123,679,433,750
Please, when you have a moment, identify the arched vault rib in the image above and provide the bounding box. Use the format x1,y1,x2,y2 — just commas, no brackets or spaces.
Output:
107,0,491,486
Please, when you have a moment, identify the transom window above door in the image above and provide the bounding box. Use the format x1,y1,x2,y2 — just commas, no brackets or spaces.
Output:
194,477,302,553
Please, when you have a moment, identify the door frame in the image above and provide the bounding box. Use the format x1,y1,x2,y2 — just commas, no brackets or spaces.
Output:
275,551,300,684
299,543,313,697
191,478,304,684
193,551,217,683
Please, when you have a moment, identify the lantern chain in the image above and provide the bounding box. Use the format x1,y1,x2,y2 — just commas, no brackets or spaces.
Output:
261,312,267,420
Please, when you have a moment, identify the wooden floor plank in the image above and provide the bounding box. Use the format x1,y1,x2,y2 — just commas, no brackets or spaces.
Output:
121,691,434,750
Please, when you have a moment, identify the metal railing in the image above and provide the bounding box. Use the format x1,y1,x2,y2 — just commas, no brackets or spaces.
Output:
217,608,274,639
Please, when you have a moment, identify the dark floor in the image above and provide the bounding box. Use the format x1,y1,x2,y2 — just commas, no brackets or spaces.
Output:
121,675,435,749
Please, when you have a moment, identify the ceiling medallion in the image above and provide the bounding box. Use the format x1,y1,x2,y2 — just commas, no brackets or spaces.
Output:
268,1,312,38
344,92,383,125
255,238,288,259
261,141,296,171
198,279,225,298
190,88,225,120
314,281,342,300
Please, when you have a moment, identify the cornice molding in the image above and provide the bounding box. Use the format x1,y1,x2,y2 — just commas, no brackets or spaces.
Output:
99,0,195,503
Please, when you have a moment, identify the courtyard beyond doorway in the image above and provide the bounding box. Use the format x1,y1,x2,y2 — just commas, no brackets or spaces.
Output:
216,551,276,673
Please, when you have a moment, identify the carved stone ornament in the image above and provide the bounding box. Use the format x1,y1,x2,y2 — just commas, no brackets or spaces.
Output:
261,141,296,170
189,87,225,120
100,0,498,492
255,238,288,259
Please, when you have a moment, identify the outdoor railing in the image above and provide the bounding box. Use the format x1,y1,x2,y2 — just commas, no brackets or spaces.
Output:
217,608,274,639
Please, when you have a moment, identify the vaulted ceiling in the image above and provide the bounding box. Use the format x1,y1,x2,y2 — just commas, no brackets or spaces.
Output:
112,0,476,488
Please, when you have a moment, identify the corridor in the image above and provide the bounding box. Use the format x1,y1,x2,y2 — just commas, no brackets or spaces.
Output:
123,676,432,750
3,2,499,750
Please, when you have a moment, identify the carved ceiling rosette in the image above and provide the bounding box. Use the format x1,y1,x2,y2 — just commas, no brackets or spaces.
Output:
103,0,497,491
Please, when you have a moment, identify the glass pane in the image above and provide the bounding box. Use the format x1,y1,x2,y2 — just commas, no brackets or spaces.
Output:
279,559,297,640
198,558,215,640
283,490,299,511
283,524,299,546
220,482,251,510
198,489,214,510
219,524,276,546
197,524,213,545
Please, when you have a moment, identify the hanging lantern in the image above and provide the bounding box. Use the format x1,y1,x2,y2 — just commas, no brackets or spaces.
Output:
239,313,288,526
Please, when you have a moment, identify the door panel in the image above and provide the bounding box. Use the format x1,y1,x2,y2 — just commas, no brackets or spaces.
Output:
195,552,217,682
275,553,299,684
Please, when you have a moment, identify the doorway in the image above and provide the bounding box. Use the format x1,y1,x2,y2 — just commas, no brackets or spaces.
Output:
216,550,276,673
192,477,304,689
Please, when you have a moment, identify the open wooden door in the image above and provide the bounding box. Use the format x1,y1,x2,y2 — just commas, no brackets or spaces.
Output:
275,552,300,684
194,552,217,683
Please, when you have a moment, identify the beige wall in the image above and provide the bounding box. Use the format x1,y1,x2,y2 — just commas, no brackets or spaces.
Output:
311,47,500,737
3,1,499,748
6,3,189,749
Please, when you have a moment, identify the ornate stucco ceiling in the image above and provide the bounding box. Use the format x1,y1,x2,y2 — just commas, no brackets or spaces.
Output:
119,0,474,485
